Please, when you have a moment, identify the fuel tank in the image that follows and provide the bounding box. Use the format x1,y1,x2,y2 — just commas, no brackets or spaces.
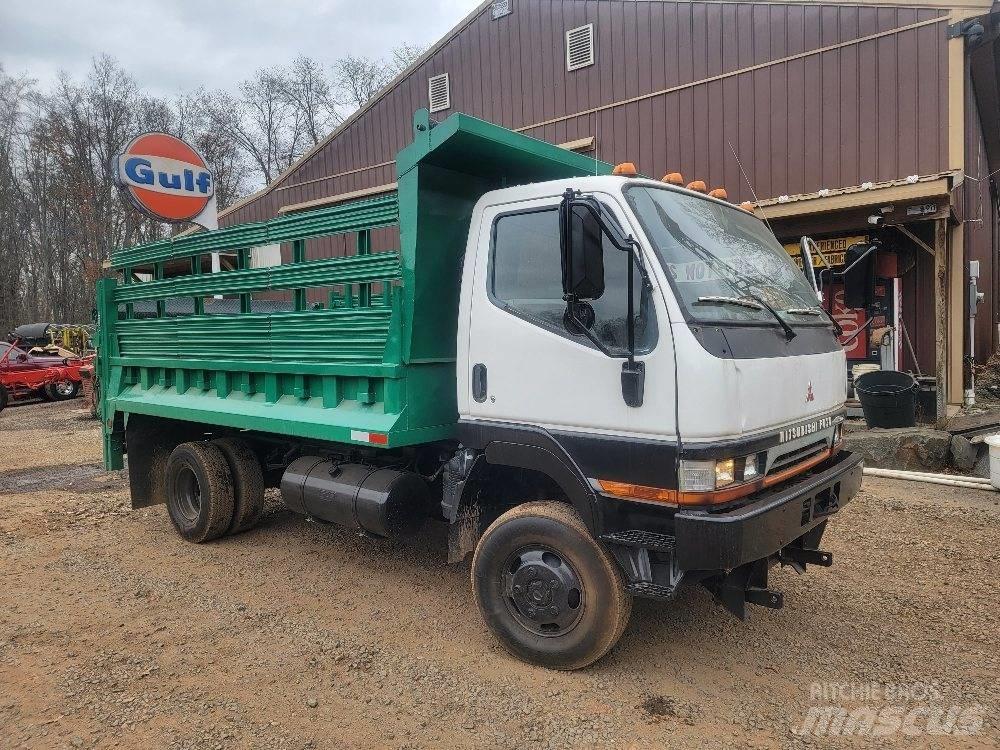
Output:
280,457,429,537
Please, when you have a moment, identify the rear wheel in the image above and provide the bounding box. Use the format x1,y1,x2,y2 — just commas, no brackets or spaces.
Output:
45,380,80,401
211,437,265,534
472,501,632,670
165,442,234,543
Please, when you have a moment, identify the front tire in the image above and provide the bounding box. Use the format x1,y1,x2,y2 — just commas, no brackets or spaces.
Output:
472,501,632,670
165,442,234,543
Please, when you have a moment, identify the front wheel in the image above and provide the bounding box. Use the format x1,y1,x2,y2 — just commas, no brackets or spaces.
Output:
45,380,80,401
472,501,632,670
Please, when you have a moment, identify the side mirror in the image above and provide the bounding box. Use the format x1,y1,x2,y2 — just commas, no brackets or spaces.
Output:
843,242,876,309
559,192,605,301
559,189,645,408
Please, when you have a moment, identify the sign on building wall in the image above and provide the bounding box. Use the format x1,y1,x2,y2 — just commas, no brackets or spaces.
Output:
113,133,217,229
783,235,867,270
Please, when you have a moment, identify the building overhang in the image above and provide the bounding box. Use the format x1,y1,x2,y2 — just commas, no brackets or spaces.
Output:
753,172,960,224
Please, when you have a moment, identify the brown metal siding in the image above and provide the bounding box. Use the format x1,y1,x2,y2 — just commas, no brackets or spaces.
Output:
224,0,951,236
964,71,999,364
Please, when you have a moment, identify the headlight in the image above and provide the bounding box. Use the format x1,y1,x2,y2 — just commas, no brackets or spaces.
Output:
678,459,716,492
715,458,736,487
679,454,761,492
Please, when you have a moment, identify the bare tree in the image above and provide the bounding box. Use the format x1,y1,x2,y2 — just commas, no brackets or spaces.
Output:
280,56,339,147
209,67,307,185
332,45,425,112
174,89,250,210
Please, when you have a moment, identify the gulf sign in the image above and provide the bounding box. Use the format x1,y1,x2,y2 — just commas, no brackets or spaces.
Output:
114,133,213,223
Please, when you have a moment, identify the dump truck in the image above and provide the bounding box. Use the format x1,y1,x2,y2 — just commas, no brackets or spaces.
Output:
98,109,862,669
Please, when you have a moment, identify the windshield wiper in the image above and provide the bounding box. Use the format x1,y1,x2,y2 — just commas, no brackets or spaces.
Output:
787,306,843,335
695,295,764,310
746,293,796,340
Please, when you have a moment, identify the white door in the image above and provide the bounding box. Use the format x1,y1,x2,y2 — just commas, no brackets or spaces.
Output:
464,196,667,437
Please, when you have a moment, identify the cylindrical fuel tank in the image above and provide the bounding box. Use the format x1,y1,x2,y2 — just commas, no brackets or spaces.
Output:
280,457,428,537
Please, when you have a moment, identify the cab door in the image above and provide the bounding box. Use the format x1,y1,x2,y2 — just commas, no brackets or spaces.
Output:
463,196,664,437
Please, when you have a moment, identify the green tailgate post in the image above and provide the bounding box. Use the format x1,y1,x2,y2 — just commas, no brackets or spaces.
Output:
98,110,610,457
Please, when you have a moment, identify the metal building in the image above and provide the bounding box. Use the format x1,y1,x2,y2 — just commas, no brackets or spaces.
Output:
223,0,1000,420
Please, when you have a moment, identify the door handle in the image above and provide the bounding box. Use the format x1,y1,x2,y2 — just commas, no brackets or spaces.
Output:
472,363,487,402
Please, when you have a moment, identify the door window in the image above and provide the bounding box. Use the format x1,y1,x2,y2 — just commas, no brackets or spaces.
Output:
490,207,656,353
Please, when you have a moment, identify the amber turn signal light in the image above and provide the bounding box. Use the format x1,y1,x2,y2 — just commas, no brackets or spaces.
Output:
613,162,638,176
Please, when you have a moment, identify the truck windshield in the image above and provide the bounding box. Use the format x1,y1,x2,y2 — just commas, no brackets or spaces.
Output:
624,185,822,325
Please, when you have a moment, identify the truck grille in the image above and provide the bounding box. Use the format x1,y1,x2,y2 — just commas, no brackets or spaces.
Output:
770,439,827,474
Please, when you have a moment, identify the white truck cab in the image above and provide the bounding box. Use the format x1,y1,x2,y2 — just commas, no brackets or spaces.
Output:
454,173,861,650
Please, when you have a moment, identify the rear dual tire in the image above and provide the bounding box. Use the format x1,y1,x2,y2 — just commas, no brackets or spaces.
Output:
472,501,632,670
165,438,264,543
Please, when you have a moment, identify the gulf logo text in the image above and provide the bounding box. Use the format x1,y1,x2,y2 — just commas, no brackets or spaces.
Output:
118,155,213,197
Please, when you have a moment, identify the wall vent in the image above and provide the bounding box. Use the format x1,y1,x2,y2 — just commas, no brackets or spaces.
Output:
428,73,451,113
491,0,511,20
566,23,595,71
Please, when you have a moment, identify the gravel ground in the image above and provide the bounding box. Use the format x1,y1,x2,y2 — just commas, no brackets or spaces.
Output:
1,399,998,749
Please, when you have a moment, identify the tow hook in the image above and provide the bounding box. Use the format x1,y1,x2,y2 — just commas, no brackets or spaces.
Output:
705,559,784,621
778,546,834,574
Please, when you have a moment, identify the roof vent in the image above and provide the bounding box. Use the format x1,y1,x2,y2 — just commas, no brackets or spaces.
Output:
428,73,450,113
566,23,595,71
491,0,511,20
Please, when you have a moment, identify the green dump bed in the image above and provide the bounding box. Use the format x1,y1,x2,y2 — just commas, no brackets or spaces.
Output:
98,110,610,469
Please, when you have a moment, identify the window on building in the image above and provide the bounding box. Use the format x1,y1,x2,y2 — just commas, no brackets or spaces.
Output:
491,208,655,352
566,23,595,71
428,73,451,113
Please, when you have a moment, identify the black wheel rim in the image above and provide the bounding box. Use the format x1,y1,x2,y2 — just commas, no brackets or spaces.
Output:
174,466,202,521
501,546,585,637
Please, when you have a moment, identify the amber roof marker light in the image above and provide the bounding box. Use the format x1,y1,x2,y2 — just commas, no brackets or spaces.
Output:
612,162,638,177
662,172,684,185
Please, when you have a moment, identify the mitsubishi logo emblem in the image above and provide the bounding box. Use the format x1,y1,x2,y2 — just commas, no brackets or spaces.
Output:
806,382,815,403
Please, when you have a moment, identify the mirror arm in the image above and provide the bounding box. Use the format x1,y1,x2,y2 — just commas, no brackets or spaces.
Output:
625,241,636,365
565,306,628,358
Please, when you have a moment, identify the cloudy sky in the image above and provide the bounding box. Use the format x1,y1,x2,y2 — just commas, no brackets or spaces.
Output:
1,0,481,96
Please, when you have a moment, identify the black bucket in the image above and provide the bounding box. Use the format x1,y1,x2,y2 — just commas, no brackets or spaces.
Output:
855,370,918,428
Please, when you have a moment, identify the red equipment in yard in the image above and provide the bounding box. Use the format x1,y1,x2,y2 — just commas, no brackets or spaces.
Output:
0,341,89,411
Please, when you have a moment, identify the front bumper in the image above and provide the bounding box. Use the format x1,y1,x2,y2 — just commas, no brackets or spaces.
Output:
674,449,863,571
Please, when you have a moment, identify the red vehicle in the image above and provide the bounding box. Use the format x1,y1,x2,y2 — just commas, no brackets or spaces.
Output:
0,341,87,410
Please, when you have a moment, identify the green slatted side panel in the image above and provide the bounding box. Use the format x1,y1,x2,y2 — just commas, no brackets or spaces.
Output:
110,192,398,270
270,309,391,363
117,308,391,364
115,252,401,303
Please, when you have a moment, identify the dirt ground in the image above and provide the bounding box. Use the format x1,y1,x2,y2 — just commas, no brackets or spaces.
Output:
1,400,998,750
